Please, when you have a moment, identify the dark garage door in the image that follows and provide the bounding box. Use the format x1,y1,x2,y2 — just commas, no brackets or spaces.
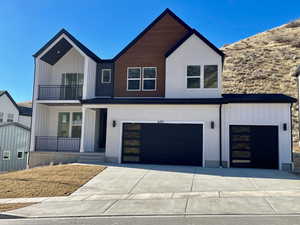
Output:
122,123,203,166
230,125,279,169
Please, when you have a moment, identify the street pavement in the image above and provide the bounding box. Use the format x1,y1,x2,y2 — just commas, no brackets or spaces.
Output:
1,215,300,225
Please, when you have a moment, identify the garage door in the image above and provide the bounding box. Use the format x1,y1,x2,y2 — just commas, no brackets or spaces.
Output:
122,123,203,166
230,125,279,169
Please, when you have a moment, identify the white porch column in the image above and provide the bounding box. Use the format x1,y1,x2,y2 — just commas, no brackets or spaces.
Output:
82,56,97,99
80,107,96,152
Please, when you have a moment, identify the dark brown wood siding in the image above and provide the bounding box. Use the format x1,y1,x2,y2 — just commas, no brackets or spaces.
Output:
114,13,190,97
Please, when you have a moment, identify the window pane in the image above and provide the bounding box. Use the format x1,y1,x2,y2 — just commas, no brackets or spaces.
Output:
7,113,14,122
17,152,23,159
187,78,200,88
187,65,200,77
102,70,111,83
128,80,140,90
143,80,155,90
232,151,251,158
0,112,3,123
143,68,156,78
128,68,141,78
58,113,70,137
72,112,82,126
77,73,84,85
3,151,10,160
204,65,218,88
71,126,82,138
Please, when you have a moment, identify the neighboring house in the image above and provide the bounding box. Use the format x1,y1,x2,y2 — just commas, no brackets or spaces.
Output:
30,9,296,171
0,123,30,171
0,91,32,128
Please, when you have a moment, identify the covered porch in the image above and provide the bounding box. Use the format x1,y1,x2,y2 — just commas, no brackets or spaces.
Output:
31,104,108,153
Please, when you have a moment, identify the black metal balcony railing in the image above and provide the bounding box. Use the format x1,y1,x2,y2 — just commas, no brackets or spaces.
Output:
35,136,81,152
38,85,83,100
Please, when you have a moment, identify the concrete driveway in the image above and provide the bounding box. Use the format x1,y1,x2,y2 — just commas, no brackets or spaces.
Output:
8,164,300,217
72,164,300,196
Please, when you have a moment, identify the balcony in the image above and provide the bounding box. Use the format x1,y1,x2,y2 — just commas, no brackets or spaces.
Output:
35,136,81,152
38,85,83,100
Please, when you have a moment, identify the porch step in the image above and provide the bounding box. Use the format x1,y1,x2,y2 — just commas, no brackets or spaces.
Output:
77,153,106,164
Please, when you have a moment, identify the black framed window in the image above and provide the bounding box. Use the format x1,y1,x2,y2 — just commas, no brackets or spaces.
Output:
204,65,218,88
187,65,201,88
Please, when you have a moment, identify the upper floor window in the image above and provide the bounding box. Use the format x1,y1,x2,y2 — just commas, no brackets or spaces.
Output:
0,112,3,123
143,67,156,91
3,151,10,160
101,69,111,84
186,65,218,89
204,65,218,88
127,67,141,91
127,67,157,91
7,114,14,123
187,65,201,88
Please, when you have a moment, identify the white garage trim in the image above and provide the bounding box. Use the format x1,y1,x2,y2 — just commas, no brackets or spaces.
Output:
118,120,205,167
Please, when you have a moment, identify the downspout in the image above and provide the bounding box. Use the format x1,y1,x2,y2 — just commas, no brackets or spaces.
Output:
219,103,222,168
291,103,294,167
27,57,36,168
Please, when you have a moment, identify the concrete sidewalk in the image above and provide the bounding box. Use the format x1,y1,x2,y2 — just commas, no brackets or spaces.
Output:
5,195,300,217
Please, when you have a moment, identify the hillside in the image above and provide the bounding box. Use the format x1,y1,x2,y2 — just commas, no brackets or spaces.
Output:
221,19,300,142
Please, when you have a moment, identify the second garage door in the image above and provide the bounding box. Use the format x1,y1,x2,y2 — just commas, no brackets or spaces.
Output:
122,123,203,166
230,125,279,169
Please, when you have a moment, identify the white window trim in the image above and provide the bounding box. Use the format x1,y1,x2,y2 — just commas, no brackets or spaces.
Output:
17,151,23,160
142,67,157,91
7,113,14,123
186,65,201,89
0,112,3,123
101,69,112,84
127,67,141,91
3,151,10,160
58,112,82,138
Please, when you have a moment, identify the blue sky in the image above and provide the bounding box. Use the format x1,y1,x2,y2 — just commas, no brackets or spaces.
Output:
0,0,299,102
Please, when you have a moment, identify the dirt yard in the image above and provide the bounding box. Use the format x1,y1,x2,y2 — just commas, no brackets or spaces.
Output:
0,164,105,198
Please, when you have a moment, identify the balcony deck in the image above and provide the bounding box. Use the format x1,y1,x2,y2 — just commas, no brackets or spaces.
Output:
38,85,83,100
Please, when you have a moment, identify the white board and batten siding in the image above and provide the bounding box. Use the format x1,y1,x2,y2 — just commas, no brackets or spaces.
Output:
222,103,292,169
0,94,19,123
165,34,222,98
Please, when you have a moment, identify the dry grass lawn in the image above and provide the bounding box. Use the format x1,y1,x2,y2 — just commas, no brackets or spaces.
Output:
0,164,105,198
0,203,36,212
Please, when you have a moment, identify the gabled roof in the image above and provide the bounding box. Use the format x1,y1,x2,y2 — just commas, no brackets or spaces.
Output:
0,91,20,112
165,29,225,58
0,91,32,116
33,29,101,63
113,8,192,61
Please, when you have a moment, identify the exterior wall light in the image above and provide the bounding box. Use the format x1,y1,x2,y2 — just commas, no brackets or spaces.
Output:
211,121,215,129
283,123,287,131
113,120,117,127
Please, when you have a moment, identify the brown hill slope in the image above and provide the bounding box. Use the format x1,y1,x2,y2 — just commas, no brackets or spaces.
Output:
221,19,300,142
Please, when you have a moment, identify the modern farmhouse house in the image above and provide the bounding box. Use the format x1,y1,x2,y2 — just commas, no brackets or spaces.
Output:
0,91,32,128
30,9,296,171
